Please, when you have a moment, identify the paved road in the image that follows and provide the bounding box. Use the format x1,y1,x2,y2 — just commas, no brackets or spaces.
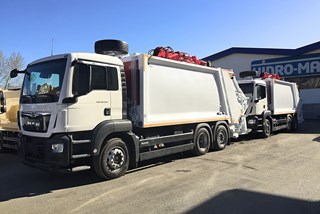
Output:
1,120,320,214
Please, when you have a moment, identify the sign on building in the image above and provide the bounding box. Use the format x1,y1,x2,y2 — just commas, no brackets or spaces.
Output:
251,53,320,77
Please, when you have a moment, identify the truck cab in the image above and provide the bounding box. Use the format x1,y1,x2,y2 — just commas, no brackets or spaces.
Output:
11,52,132,170
239,79,268,116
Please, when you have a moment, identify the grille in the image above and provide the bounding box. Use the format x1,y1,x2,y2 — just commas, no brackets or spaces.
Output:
21,112,51,132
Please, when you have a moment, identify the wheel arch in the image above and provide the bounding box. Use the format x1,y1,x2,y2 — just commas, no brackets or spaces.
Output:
92,120,139,169
262,110,272,121
92,119,132,155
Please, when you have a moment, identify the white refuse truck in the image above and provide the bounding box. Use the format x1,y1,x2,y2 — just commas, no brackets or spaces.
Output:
238,71,303,137
9,40,301,179
0,88,20,152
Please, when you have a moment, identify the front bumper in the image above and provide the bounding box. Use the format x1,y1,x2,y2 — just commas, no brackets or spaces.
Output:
20,134,71,169
246,116,259,130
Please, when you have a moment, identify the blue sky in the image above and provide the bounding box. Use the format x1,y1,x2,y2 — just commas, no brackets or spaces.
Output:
1,0,320,66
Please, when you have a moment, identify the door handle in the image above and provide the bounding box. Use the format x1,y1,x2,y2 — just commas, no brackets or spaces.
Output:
104,108,111,116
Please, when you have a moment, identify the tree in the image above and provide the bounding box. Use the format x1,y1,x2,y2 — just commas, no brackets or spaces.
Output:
0,51,24,89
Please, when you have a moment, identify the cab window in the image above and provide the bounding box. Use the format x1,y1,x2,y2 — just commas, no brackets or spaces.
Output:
72,63,119,96
256,85,266,100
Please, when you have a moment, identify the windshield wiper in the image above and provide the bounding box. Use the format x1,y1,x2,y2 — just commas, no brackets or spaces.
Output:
38,93,55,102
20,95,34,103
21,94,56,103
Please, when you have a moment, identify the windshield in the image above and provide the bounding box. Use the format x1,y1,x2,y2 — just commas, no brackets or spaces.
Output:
21,58,67,103
239,83,254,100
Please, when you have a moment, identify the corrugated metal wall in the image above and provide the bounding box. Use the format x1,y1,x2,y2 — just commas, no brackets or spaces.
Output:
302,104,320,119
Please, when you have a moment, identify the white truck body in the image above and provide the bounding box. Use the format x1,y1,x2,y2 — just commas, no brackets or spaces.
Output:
265,78,300,115
121,54,244,129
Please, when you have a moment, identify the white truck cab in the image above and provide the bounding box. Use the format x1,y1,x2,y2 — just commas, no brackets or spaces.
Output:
239,79,268,116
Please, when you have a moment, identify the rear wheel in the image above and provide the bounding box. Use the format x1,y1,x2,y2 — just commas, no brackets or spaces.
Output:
93,138,129,180
213,125,228,151
193,128,210,155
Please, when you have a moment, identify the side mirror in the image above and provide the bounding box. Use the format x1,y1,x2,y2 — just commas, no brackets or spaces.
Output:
0,106,6,113
0,92,6,113
10,69,18,78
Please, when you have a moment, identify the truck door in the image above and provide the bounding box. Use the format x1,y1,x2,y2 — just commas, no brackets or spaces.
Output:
254,84,267,115
67,62,120,132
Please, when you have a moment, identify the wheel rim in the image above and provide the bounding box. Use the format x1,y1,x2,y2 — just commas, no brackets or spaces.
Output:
107,147,125,171
287,117,292,130
218,130,226,145
198,132,209,150
265,121,270,134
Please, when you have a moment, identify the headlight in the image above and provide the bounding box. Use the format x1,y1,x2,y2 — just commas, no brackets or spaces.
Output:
248,119,256,125
52,143,64,153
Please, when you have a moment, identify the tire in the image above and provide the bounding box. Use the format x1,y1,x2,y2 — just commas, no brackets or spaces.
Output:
193,127,211,156
213,125,228,151
0,138,4,153
291,116,298,131
95,40,129,55
261,119,271,138
286,116,292,132
93,138,129,180
0,134,7,153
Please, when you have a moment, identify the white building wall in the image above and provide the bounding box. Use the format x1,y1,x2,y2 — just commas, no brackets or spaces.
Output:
300,89,320,104
212,53,288,78
304,50,320,54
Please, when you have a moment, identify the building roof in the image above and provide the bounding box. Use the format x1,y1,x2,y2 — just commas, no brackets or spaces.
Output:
202,41,320,61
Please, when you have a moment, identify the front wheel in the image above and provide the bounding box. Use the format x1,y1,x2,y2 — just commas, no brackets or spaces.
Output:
291,116,299,131
0,135,7,153
286,116,292,132
0,138,4,153
93,138,129,180
261,119,271,138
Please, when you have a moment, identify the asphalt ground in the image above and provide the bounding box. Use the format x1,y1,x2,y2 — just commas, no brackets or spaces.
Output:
1,120,320,214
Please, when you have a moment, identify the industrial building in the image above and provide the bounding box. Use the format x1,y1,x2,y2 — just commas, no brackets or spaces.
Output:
203,41,320,119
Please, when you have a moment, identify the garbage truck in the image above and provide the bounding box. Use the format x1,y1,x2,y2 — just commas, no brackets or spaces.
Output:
238,71,303,138
0,88,20,152
10,40,301,179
